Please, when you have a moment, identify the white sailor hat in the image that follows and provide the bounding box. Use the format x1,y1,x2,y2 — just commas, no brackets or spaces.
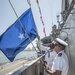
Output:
55,38,68,47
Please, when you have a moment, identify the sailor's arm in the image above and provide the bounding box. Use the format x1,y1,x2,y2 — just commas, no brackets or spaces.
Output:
45,53,62,75
45,67,61,75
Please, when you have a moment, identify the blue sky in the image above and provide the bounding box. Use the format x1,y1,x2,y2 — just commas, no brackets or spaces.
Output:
0,0,61,48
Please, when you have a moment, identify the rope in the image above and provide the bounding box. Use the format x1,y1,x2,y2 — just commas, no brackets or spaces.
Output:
8,0,38,52
26,0,42,52
36,0,46,36
27,0,44,52
27,0,31,6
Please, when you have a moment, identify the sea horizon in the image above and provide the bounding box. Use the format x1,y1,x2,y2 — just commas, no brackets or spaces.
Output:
0,50,37,64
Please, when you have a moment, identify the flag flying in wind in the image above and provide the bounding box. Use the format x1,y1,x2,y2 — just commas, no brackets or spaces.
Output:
0,8,38,62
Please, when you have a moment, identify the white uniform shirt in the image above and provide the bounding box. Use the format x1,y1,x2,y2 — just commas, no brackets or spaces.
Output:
45,49,57,70
44,49,56,75
51,50,69,75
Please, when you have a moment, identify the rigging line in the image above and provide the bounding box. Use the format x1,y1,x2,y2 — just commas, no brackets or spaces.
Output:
27,0,39,35
36,0,42,15
27,0,41,52
8,0,38,52
48,0,54,26
27,0,40,38
36,0,46,36
27,0,43,51
27,0,40,36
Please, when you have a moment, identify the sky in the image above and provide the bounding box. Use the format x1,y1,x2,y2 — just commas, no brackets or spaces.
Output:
0,0,61,48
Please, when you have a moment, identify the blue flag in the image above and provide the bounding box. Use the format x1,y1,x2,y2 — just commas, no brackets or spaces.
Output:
0,8,38,62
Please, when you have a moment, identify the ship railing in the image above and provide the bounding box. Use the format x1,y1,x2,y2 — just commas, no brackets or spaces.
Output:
6,54,45,75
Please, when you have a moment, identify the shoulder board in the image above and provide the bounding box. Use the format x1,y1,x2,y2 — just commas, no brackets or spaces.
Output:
58,53,62,57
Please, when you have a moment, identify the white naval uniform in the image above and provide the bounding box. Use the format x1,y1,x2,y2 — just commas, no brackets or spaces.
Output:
51,50,69,75
45,49,57,70
44,49,57,75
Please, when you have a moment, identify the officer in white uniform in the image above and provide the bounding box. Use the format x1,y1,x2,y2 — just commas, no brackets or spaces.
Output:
45,38,69,75
45,49,56,70
44,43,57,75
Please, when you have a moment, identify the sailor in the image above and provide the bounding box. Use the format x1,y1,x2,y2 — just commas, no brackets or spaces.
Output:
45,38,69,75
44,42,57,75
45,43,57,69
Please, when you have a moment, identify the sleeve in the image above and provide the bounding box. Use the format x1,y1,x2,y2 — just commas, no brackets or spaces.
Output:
52,57,63,72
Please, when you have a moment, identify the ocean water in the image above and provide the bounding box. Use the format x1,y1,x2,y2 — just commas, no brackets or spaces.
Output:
0,50,37,63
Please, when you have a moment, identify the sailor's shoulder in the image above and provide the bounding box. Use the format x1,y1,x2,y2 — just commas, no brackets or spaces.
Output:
58,53,62,57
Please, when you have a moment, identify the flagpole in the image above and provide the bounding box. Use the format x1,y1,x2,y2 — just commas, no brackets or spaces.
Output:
8,0,38,52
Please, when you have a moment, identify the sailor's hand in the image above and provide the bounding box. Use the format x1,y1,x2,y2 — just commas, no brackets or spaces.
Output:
44,61,47,64
44,64,49,71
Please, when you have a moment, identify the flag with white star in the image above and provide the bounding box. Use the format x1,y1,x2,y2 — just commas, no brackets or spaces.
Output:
0,8,38,62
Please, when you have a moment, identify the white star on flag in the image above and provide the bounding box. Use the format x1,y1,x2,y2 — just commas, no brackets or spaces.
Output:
18,33,25,40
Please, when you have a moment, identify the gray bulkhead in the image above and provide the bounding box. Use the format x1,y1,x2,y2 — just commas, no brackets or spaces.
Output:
59,4,75,75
